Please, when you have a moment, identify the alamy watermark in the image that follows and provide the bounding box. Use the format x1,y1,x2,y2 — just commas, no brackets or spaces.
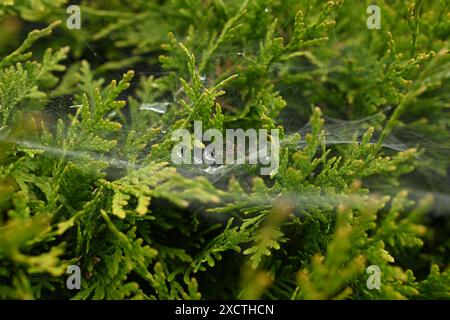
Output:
171,121,280,176
66,5,81,30
367,5,381,30
66,265,81,290
366,265,381,290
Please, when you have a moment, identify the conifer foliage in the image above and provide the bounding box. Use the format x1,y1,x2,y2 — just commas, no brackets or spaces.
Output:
0,0,449,299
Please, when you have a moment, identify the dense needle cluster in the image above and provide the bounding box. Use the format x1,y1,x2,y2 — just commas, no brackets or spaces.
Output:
0,0,449,299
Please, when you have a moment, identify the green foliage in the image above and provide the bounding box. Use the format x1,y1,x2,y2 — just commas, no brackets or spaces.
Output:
0,0,449,300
